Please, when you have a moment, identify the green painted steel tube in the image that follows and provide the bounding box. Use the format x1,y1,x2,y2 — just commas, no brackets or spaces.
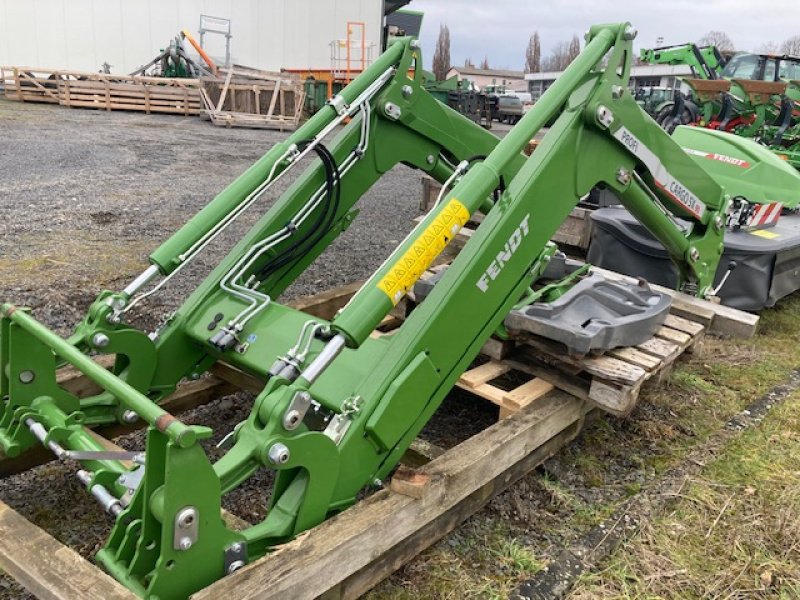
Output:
332,25,622,346
149,40,408,274
621,180,691,258
1,304,195,448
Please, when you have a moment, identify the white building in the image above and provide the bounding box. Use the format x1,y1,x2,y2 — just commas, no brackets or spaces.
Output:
526,64,694,100
446,66,526,92
0,0,388,75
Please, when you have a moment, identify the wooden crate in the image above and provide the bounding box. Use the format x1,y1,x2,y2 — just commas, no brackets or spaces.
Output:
1,67,62,103
200,68,305,130
2,66,202,115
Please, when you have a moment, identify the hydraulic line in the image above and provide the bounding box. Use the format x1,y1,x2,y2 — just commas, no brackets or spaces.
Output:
119,68,393,318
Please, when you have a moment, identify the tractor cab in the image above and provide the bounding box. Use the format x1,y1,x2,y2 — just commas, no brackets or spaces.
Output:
720,52,800,83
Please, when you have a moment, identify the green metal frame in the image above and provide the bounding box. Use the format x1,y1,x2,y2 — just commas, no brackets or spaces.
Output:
1,23,730,600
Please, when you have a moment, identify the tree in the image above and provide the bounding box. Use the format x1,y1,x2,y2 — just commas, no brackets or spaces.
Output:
525,32,541,73
757,41,781,54
698,30,735,52
541,36,581,72
567,35,581,63
781,35,800,56
464,57,475,68
431,24,451,81
480,56,490,70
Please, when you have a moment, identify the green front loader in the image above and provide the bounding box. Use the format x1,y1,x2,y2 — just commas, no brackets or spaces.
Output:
2,22,799,600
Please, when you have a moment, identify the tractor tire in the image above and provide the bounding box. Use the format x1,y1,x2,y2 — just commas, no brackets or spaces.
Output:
655,103,694,134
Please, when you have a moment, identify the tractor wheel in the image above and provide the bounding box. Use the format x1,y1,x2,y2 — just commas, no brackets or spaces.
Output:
655,103,694,134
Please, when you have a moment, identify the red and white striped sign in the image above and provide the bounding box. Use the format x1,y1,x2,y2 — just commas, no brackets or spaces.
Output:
748,202,783,228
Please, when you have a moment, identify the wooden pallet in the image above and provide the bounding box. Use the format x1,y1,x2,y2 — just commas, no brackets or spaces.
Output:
2,66,202,115
200,67,305,130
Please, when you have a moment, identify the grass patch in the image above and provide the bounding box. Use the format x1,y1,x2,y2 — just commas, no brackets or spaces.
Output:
569,391,800,599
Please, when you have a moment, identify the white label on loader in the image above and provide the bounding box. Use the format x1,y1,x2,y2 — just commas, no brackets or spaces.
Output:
613,126,707,220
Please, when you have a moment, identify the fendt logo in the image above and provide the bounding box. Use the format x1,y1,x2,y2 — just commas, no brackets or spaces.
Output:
476,214,531,292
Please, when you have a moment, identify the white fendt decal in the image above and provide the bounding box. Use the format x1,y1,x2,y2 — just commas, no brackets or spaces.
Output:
476,214,531,292
614,127,707,219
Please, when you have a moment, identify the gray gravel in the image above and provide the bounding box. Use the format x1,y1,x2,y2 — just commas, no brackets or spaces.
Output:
0,97,423,335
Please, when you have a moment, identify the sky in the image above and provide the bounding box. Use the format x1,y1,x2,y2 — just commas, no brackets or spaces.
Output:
409,0,800,71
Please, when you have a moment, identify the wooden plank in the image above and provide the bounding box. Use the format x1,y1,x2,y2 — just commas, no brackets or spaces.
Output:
663,313,705,336
520,336,646,386
0,501,138,600
654,326,692,347
210,362,265,394
592,266,758,338
192,391,587,600
502,378,555,410
458,361,511,388
607,346,662,371
288,281,362,320
635,336,680,361
463,382,507,406
216,69,234,112
318,422,580,600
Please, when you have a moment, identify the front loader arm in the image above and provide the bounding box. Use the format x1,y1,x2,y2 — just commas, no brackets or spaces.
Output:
2,22,730,600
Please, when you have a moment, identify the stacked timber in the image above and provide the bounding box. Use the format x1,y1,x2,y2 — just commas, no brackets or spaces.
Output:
1,66,201,115
199,67,305,130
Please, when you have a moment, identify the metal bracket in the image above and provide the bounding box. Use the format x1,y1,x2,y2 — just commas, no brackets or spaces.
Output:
327,94,349,116
323,414,352,445
224,541,247,574
282,391,312,430
117,466,145,507
173,506,199,551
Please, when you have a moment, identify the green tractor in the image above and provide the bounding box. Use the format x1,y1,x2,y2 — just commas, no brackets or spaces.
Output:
643,43,800,169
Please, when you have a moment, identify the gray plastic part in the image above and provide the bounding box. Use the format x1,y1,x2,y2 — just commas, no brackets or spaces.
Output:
504,272,672,356
588,207,800,311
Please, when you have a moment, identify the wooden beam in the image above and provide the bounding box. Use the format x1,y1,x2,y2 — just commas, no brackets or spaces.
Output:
192,391,587,600
591,266,758,339
0,501,138,600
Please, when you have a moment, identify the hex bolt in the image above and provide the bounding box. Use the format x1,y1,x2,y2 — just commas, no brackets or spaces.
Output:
179,537,193,551
401,84,413,98
18,370,35,384
268,443,291,465
616,168,631,185
611,85,624,99
623,25,638,40
426,154,435,165
122,410,139,424
689,247,700,262
230,542,243,553
92,333,110,348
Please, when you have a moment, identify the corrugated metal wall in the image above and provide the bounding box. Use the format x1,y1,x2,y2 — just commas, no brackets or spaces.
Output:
0,0,383,74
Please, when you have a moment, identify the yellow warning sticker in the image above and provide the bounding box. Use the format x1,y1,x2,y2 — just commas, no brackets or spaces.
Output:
750,229,780,239
377,198,470,304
